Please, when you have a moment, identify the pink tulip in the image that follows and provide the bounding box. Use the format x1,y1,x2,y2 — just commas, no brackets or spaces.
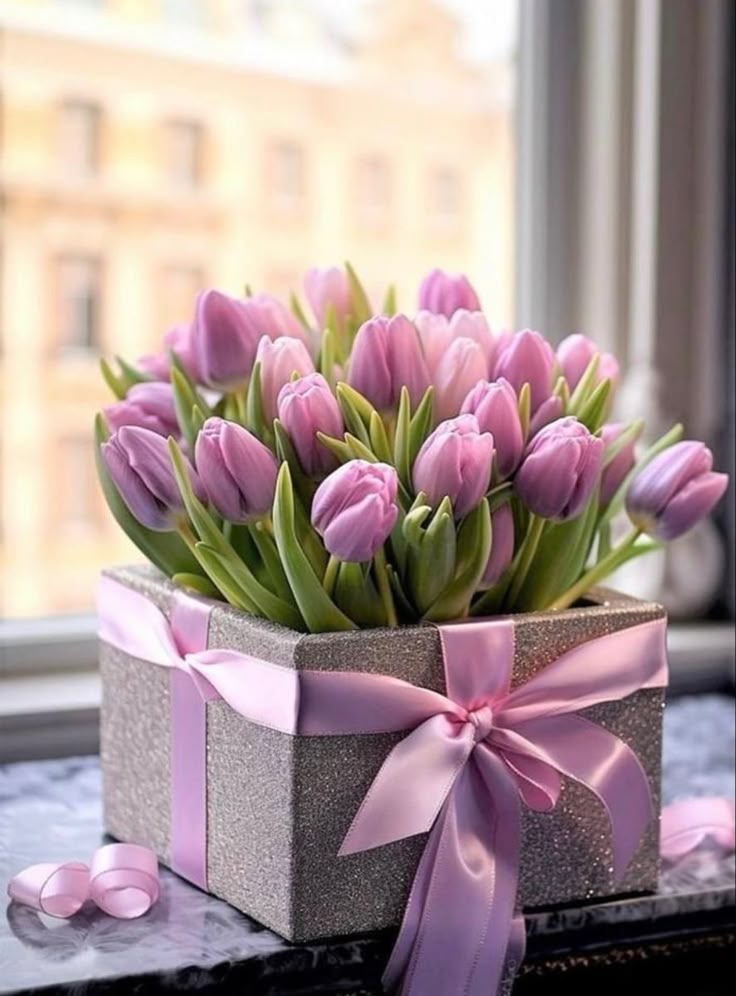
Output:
303,266,351,329
256,336,315,422
461,378,524,478
312,460,399,562
348,314,430,409
516,417,604,521
417,269,481,317
482,503,515,587
412,414,494,519
195,417,278,523
493,330,556,414
557,334,620,391
244,292,310,346
529,395,564,436
433,337,488,421
449,310,495,373
277,373,344,478
191,290,262,390
600,422,642,505
414,311,453,375
137,324,201,383
626,441,729,540
104,382,179,437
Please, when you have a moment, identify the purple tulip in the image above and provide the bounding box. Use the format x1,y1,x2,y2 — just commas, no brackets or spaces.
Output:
515,417,604,521
191,290,262,390
102,425,204,531
348,314,430,409
482,503,515,587
414,311,453,375
557,334,620,391
256,335,315,422
417,269,481,317
312,460,399,562
303,266,351,329
433,337,488,421
104,382,179,437
461,378,524,478
245,292,310,346
600,422,642,505
493,330,556,414
529,394,564,436
449,310,495,373
195,417,278,522
277,373,344,478
626,441,729,540
412,414,494,519
137,324,201,383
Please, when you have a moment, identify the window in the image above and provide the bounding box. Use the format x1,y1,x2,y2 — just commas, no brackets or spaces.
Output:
55,255,102,352
268,139,306,206
354,155,392,227
59,99,100,178
165,120,203,189
429,167,462,222
158,264,205,330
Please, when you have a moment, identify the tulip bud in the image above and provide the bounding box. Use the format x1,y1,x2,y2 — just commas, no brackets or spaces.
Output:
102,425,204,531
529,394,564,436
256,336,315,422
412,414,494,519
312,459,399,562
138,324,201,383
348,314,430,409
557,334,619,391
461,378,524,478
303,266,351,329
277,373,344,478
482,503,515,587
195,417,278,523
417,268,481,317
433,337,488,421
515,417,603,521
245,292,310,346
104,382,179,437
449,310,495,373
626,441,729,540
600,422,642,505
414,311,452,375
191,289,262,390
493,330,556,414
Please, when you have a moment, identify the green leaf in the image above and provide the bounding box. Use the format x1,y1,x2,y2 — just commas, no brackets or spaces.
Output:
272,465,356,632
487,482,514,513
577,378,612,432
318,327,337,389
273,420,315,507
344,261,372,326
171,368,201,449
411,499,456,613
393,386,412,488
172,573,221,598
517,383,531,439
115,355,151,387
552,375,570,413
382,284,398,315
248,521,298,606
93,415,199,577
423,500,491,621
289,291,312,331
99,358,126,400
245,361,267,441
189,544,260,615
403,504,433,546
568,355,601,413
333,562,385,627
316,431,354,465
201,542,304,629
602,419,644,468
345,433,380,463
369,411,393,463
408,386,434,464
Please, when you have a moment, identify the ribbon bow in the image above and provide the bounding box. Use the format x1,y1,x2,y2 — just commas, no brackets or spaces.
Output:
7,844,159,919
95,578,668,996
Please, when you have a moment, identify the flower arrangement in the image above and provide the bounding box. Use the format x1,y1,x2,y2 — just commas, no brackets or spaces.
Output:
95,265,728,633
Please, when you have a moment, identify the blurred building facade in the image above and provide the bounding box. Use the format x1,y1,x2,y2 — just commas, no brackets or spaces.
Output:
0,0,515,615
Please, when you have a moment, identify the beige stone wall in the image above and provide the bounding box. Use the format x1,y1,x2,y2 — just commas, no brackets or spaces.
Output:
0,0,515,614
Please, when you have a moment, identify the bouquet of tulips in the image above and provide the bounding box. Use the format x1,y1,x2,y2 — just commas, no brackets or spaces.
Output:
95,265,728,633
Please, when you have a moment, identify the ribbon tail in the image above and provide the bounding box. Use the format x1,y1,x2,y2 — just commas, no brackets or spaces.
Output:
661,796,736,860
383,747,522,996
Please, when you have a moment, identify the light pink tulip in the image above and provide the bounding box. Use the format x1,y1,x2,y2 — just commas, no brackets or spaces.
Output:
256,336,315,422
348,314,430,409
461,378,524,478
433,337,488,421
557,334,620,391
312,460,399,562
303,266,351,329
412,414,494,519
417,269,481,317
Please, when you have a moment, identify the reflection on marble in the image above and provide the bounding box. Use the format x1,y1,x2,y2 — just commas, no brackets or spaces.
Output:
0,695,734,995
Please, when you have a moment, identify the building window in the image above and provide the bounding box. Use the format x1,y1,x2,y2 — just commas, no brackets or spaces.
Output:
355,155,391,226
268,139,306,205
430,167,463,220
56,256,102,352
158,264,205,332
59,99,100,178
165,120,203,189
58,436,98,532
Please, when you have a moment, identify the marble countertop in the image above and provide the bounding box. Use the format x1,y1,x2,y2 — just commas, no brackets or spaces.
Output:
1,694,734,996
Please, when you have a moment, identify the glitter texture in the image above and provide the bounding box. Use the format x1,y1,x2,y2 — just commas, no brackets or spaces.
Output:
100,566,665,942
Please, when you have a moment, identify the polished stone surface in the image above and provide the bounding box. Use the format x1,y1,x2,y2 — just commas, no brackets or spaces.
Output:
1,695,734,995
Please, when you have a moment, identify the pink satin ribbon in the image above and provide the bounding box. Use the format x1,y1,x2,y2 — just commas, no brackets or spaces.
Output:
661,796,736,860
96,577,670,995
7,844,159,919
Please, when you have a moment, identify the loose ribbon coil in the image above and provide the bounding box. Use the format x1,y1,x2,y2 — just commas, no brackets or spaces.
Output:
7,844,159,919
94,577,671,995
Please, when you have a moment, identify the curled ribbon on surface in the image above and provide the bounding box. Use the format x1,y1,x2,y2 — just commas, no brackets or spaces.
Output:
661,796,736,860
97,577,669,996
7,844,159,919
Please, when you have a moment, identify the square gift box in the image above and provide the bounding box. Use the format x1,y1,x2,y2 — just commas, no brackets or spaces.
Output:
99,564,665,943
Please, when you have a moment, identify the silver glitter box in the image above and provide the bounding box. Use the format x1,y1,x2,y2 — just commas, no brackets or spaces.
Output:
100,565,665,942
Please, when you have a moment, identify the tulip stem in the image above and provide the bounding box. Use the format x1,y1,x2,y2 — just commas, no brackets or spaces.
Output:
176,521,200,555
548,527,642,611
323,554,340,598
373,547,398,627
505,514,546,610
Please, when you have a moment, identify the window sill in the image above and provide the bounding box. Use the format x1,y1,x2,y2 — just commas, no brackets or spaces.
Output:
0,621,733,763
